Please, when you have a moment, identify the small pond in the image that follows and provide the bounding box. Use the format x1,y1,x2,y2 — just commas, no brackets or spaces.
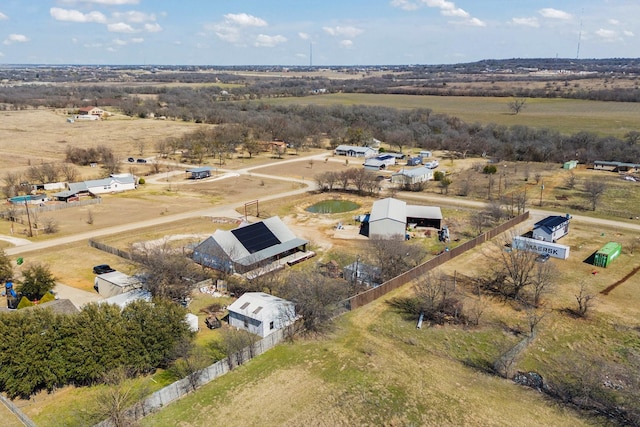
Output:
306,200,360,214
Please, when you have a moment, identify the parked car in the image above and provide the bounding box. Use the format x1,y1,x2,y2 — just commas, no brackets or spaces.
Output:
127,157,135,162
536,253,550,263
93,264,115,274
136,158,147,163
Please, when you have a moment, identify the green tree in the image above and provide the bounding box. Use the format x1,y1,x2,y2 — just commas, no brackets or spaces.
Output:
18,263,56,301
0,249,13,283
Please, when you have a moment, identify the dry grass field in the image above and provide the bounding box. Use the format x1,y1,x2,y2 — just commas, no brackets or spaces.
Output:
2,100,640,426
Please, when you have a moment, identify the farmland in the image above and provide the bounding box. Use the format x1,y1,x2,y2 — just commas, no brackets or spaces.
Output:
1,66,640,426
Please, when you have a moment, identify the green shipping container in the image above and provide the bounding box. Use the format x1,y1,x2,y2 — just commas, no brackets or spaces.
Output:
594,242,622,268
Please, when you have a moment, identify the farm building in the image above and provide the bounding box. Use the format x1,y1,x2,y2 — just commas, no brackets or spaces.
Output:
594,242,622,268
364,154,396,171
77,106,104,117
593,160,640,172
563,160,578,170
94,271,143,298
100,289,152,308
532,215,570,242
186,166,214,180
227,292,296,337
334,145,378,158
9,194,48,205
368,197,443,239
51,190,79,202
419,151,432,159
68,173,136,196
391,167,434,185
192,216,312,276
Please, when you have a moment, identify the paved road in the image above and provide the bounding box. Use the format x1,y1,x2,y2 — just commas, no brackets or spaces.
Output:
5,153,325,256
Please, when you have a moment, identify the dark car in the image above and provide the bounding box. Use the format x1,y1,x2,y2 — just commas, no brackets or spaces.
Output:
536,253,551,263
127,157,135,162
93,264,115,274
136,158,147,163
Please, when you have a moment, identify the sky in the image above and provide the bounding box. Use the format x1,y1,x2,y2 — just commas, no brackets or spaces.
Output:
0,0,639,66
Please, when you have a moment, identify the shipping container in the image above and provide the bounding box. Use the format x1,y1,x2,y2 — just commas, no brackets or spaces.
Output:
593,242,622,268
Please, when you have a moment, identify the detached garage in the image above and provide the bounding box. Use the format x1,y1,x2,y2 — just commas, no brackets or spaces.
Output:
369,198,407,239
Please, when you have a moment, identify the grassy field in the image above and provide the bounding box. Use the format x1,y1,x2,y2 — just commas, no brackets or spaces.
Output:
265,93,640,138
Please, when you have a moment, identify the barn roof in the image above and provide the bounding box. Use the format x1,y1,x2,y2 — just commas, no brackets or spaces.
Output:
370,198,406,223
406,205,442,220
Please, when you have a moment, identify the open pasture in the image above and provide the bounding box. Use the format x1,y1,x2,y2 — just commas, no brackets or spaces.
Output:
266,93,640,138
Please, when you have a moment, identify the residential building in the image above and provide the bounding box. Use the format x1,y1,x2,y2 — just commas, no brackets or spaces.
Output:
227,292,295,337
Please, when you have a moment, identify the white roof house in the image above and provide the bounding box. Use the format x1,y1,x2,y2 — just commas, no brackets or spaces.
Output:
227,292,296,337
369,198,408,239
334,145,378,158
68,174,136,196
100,289,152,308
391,167,434,185
364,154,396,171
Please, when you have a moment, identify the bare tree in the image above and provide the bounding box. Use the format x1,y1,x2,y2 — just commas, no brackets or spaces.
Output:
574,281,596,317
489,238,538,300
220,328,259,369
59,163,79,182
508,98,527,115
564,170,577,189
530,262,556,307
584,179,607,211
94,367,148,427
368,237,426,282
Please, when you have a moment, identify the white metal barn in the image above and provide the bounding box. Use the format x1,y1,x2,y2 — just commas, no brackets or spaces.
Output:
227,292,296,337
94,271,142,298
369,198,408,239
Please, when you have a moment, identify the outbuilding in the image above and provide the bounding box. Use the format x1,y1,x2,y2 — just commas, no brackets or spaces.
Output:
94,271,143,298
186,166,214,180
532,215,570,242
369,198,408,239
334,145,378,158
227,292,296,337
391,167,434,185
594,242,622,268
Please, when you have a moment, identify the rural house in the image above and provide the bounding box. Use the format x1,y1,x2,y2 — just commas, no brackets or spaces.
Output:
68,173,136,196
333,145,378,158
77,106,104,117
391,167,434,185
192,216,312,277
227,292,296,337
364,154,396,170
532,215,571,242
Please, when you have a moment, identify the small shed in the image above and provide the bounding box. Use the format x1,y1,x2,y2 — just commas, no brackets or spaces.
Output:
532,215,570,242
419,151,432,159
227,292,295,337
594,242,622,268
563,160,578,170
186,166,214,180
185,313,199,332
94,271,142,298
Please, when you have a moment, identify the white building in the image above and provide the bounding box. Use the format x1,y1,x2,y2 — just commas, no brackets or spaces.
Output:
364,154,396,171
391,167,434,185
68,174,136,196
94,271,142,298
532,215,570,242
334,145,378,158
227,292,296,337
369,198,408,239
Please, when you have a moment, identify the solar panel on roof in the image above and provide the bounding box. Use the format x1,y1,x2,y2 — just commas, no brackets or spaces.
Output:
232,222,281,254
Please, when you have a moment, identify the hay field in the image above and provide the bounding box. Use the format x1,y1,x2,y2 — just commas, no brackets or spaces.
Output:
0,109,199,175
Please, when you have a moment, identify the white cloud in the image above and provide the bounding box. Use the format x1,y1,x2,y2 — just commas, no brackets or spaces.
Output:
131,37,144,43
113,38,127,46
0,52,4,57
339,39,354,48
50,8,107,24
298,32,310,40
323,26,363,38
608,19,620,25
107,22,136,33
224,13,267,27
596,28,618,40
144,23,162,33
254,34,287,47
390,0,420,11
3,34,29,45
538,8,572,20
511,17,539,28
112,11,156,24
0,12,8,20
623,30,634,37
466,17,486,27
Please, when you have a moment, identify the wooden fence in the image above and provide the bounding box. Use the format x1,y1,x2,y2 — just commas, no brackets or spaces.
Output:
344,211,530,310
88,239,134,261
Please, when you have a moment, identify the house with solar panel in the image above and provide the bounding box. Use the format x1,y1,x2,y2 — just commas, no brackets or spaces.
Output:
532,215,571,242
227,292,296,337
192,216,313,277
